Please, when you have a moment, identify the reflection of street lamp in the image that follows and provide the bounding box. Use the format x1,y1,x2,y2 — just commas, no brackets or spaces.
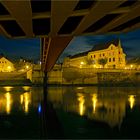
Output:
128,95,135,109
77,93,85,116
92,94,97,113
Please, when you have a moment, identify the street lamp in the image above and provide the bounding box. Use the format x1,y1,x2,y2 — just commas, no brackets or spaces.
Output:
7,66,11,72
130,64,133,69
26,65,29,69
80,61,84,65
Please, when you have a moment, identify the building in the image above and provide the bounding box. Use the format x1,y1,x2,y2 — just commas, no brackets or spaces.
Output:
63,39,126,69
0,56,15,72
27,64,44,84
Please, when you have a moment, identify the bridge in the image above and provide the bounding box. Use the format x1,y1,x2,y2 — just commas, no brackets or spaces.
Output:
0,0,140,72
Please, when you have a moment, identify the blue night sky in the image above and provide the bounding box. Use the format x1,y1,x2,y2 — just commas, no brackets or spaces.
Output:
0,36,40,61
60,29,140,62
0,29,140,62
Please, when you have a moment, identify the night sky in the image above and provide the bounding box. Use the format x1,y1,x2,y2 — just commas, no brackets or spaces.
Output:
60,29,140,62
0,28,140,62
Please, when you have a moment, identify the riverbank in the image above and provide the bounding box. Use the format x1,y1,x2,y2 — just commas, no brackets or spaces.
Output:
0,79,32,86
47,68,140,86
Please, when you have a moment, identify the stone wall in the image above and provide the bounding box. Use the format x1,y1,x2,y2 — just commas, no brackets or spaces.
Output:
47,68,140,85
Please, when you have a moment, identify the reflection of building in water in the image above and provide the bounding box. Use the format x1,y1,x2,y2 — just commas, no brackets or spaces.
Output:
0,86,43,114
20,92,31,113
47,86,128,128
89,97,126,128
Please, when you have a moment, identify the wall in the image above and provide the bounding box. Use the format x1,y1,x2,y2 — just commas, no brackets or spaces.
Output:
27,64,44,84
47,67,140,85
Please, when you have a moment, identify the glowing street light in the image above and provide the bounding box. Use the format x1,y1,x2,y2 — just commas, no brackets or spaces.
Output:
7,66,11,70
80,61,84,65
130,65,133,69
26,65,29,69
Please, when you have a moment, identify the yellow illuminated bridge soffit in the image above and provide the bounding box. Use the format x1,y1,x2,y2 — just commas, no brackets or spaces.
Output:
0,0,140,38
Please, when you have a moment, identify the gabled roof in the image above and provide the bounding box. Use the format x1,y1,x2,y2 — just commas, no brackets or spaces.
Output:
70,51,89,59
91,39,120,52
69,39,120,59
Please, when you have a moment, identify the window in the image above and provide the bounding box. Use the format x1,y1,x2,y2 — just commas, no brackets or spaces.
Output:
91,55,92,58
113,58,115,62
99,54,101,57
103,53,105,56
109,58,111,62
111,46,113,50
119,51,120,54
94,55,96,58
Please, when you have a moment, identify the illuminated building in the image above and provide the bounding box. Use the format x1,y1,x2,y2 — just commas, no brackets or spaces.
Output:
63,39,126,69
0,55,15,72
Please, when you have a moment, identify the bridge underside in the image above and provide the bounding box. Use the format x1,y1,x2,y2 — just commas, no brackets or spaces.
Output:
0,1,140,71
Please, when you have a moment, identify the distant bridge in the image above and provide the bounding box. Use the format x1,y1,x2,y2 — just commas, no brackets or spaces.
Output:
0,1,140,71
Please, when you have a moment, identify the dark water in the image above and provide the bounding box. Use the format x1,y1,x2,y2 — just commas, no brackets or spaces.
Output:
0,86,140,139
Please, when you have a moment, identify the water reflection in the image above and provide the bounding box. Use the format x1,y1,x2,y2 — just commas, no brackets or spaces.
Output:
21,92,31,113
5,92,12,114
128,95,135,109
4,86,13,92
77,93,85,116
0,86,43,115
91,94,97,113
47,86,140,128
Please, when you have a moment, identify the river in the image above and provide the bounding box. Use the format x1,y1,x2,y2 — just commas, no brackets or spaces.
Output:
0,86,140,138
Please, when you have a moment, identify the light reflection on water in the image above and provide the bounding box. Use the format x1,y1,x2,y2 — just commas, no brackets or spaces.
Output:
0,86,140,138
0,86,43,114
0,86,44,139
47,86,140,129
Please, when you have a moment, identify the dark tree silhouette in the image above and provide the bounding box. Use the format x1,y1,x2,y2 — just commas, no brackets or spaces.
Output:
98,58,107,68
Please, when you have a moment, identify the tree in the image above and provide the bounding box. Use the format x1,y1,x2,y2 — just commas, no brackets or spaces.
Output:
98,58,107,68
85,57,95,67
